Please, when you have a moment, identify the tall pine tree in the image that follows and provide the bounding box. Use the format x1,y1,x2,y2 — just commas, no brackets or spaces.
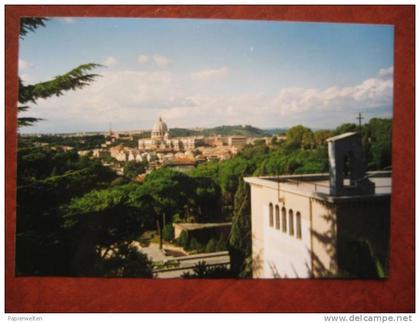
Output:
228,173,252,277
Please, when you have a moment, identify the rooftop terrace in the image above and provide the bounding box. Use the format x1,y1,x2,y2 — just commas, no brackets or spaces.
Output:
244,171,391,202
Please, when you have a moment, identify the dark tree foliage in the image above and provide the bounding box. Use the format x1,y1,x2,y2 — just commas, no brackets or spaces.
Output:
228,175,252,277
362,118,392,170
15,146,118,276
162,224,175,241
20,134,106,150
101,244,154,278
285,125,312,149
143,167,223,223
19,17,48,38
123,160,147,179
63,186,156,276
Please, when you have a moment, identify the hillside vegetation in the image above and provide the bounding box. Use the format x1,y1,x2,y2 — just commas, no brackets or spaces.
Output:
169,125,286,138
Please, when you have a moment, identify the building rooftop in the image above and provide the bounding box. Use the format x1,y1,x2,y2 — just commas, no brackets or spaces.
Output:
244,171,391,202
326,131,358,142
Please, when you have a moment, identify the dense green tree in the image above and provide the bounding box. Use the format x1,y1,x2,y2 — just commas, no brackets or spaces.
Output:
123,160,147,179
285,125,312,149
143,167,223,223
20,134,106,150
162,224,175,241
15,147,118,276
314,129,333,147
62,183,158,275
192,176,222,222
101,243,154,278
362,118,392,170
228,175,252,277
334,123,358,135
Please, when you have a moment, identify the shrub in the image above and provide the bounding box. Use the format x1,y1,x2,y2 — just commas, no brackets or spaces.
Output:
216,233,227,251
177,230,189,248
189,237,202,251
162,224,174,241
205,238,218,253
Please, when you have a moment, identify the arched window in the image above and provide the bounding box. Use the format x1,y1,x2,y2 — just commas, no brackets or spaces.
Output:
275,205,280,230
269,203,274,227
289,209,294,236
282,207,287,232
296,212,302,239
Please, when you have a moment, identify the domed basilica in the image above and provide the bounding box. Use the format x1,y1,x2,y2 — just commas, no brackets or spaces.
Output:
138,117,203,152
151,117,169,141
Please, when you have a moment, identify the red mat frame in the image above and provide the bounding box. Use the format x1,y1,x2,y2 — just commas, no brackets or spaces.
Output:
5,5,415,313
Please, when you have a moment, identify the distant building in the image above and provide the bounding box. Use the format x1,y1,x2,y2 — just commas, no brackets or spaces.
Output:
228,136,247,150
109,145,128,162
244,132,391,278
127,149,143,162
203,135,224,147
138,117,204,152
92,149,110,159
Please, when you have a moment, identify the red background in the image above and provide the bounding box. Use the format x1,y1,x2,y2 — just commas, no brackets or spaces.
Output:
5,5,415,313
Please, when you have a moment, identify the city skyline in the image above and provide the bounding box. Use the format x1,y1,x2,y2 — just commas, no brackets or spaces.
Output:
18,18,394,134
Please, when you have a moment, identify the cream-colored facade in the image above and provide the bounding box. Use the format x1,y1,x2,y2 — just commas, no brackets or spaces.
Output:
245,173,391,278
244,132,391,279
228,136,248,150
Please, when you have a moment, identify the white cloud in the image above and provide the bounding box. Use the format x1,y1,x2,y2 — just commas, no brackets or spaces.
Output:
152,55,171,67
18,59,31,71
190,67,229,81
23,69,191,131
272,66,394,117
137,55,149,65
21,66,393,132
103,56,117,67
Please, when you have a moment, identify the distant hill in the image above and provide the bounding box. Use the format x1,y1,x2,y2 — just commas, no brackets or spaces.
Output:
202,125,265,137
169,128,201,137
262,128,288,135
169,125,286,138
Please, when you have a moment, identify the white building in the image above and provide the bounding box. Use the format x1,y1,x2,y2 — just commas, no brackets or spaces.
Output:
244,133,391,279
138,117,204,152
228,136,247,150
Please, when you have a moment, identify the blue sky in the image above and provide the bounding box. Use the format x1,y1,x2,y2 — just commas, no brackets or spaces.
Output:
18,18,394,133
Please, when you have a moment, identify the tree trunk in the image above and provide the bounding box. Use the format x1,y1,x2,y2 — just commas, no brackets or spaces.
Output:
156,219,162,250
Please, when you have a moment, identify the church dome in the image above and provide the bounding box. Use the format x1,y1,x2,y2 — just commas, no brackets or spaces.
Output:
151,117,168,140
